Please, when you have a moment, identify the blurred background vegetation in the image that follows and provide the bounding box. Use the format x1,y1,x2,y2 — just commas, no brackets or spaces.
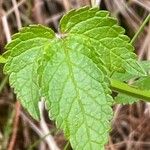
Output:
0,0,150,149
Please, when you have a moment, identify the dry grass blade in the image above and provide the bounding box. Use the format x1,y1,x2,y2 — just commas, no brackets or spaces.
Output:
1,14,11,42
39,99,60,150
131,0,150,12
8,101,20,150
12,0,22,29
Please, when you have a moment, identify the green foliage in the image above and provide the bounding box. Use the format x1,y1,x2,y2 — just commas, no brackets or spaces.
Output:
115,76,150,104
112,60,150,82
113,61,150,105
135,76,150,89
115,93,138,105
60,7,145,76
39,40,113,149
140,60,150,74
2,6,150,150
4,25,55,119
0,55,7,64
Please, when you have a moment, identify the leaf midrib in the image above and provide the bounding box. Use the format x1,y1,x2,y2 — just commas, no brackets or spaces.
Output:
63,47,93,149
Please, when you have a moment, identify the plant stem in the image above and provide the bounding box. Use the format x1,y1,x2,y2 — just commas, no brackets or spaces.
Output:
110,79,150,101
0,76,8,93
130,14,150,44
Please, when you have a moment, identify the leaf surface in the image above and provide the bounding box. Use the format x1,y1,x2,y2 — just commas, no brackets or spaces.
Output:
60,7,146,76
40,40,113,150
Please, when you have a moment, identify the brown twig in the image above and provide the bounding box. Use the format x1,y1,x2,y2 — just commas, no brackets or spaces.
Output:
8,101,21,150
63,0,70,11
12,0,22,29
33,0,44,24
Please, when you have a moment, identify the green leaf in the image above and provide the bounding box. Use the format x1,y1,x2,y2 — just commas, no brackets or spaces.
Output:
0,55,7,64
4,6,148,150
40,40,113,150
4,25,55,119
60,7,146,76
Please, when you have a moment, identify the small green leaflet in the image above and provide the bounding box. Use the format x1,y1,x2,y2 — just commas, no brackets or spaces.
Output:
135,76,150,89
4,7,146,150
140,60,150,74
115,93,138,105
112,60,150,82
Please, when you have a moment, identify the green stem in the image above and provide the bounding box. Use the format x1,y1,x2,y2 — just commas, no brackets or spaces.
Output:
28,132,53,150
130,14,150,44
0,76,8,93
110,79,150,101
63,141,70,150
